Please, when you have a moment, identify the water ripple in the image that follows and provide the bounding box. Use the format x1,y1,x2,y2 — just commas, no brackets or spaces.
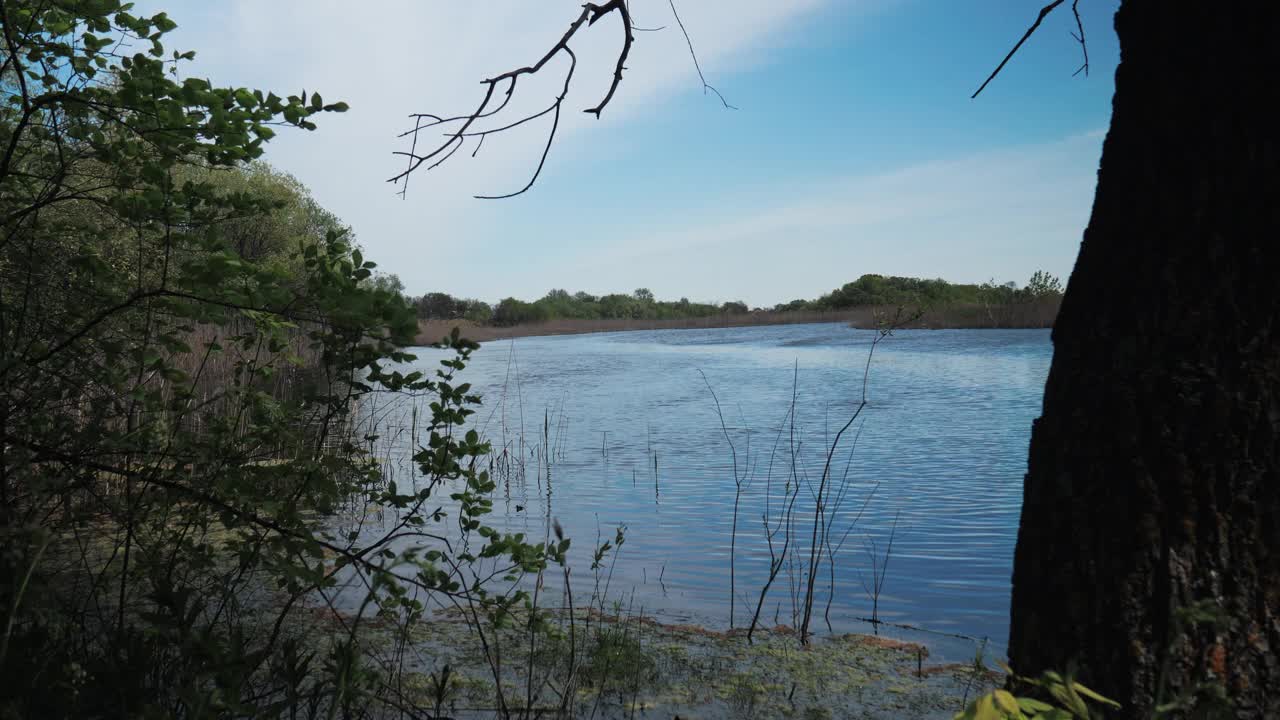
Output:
368,324,1050,659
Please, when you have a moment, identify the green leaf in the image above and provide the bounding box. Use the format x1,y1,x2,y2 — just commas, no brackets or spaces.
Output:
1071,681,1120,709
1016,697,1055,713
992,690,1020,715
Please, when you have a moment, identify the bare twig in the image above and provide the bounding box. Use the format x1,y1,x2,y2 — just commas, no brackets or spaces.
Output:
393,0,733,198
860,510,900,634
667,0,737,109
699,369,748,628
971,0,1066,98
623,0,664,31
746,364,801,643
797,323,891,643
476,47,577,200
391,1,634,198
1069,0,1089,78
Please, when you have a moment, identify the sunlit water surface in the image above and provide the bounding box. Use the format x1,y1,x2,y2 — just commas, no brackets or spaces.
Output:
357,324,1050,660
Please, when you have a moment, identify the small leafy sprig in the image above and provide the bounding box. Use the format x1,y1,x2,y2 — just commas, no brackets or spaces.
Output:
956,663,1120,720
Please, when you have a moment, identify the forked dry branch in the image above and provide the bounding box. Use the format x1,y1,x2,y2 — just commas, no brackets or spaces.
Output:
392,0,735,199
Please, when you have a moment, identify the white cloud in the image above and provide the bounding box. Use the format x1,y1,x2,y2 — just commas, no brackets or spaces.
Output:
148,0,841,287
139,2,1098,307
554,131,1104,306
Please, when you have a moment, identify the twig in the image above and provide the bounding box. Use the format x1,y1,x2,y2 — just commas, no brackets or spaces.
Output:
391,1,634,198
476,48,576,200
699,368,747,628
1069,0,1089,78
971,0,1066,98
746,365,801,643
668,0,737,109
859,510,900,634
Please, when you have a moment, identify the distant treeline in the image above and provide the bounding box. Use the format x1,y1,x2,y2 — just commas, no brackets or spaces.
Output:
406,272,1065,327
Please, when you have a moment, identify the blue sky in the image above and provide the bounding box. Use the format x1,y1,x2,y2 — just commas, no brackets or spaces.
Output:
153,0,1120,307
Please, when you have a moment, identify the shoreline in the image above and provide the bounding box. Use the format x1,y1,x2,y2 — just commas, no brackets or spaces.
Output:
417,310,862,344
305,603,1001,719
415,302,1058,344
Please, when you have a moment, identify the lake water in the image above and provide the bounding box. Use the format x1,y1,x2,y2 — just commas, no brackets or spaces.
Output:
364,323,1051,661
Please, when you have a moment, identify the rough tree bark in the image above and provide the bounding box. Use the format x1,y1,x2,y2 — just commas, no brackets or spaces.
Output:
1008,3,1280,718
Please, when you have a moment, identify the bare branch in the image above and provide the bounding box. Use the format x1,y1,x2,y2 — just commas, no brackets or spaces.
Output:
624,0,664,32
476,48,577,200
971,0,1066,99
396,83,516,139
390,80,498,197
583,3,635,118
458,103,558,139
1070,0,1090,78
390,0,633,198
667,0,736,110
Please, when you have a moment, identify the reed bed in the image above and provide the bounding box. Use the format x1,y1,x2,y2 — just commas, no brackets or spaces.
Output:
416,300,1060,344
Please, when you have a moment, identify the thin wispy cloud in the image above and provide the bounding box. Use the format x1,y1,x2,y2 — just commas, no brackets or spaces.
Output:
558,131,1104,306
144,1,1115,305
153,1,838,218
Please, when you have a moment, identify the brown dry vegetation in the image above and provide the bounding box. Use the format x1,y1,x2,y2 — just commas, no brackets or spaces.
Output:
904,298,1062,330
415,299,1061,344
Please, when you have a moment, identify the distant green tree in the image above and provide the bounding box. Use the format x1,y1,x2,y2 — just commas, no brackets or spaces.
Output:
416,291,462,319
774,299,813,312
1024,270,1064,301
369,272,405,296
493,297,548,325
979,278,1021,306
598,293,639,319
463,298,494,323
454,274,1064,327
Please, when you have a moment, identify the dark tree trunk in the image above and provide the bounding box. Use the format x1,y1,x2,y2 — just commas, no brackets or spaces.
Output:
1008,3,1280,718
